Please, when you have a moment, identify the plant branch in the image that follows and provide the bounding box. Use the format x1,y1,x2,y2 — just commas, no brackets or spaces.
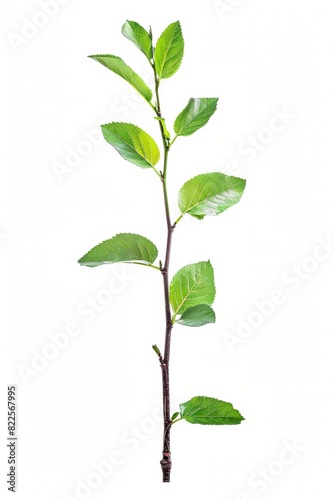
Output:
152,59,174,483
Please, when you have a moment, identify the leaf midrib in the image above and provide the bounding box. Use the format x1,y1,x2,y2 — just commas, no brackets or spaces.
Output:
184,401,241,422
172,267,210,317
157,23,179,77
110,126,153,166
183,182,222,214
97,55,152,102
186,416,241,423
176,100,201,135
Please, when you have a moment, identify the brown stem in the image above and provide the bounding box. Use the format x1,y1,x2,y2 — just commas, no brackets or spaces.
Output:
159,223,174,481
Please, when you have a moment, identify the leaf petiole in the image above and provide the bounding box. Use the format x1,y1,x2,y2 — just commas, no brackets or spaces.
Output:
171,417,183,425
132,262,161,271
151,165,163,179
173,214,183,227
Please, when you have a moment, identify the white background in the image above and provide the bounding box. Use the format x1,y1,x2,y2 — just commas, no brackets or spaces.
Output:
1,0,334,498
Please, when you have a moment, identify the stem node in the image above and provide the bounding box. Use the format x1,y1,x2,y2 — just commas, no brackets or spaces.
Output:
160,457,172,482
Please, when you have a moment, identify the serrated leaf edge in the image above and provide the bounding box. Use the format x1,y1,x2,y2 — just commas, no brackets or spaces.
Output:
179,396,245,423
121,20,153,60
174,97,219,136
88,54,153,103
78,232,158,266
101,122,160,168
176,304,216,327
155,21,184,79
170,260,216,316
179,172,247,216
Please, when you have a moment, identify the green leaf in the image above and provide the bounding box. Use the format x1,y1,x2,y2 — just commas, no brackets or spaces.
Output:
154,117,171,139
178,172,246,219
122,20,153,60
154,21,184,79
180,396,245,425
101,122,160,169
78,233,158,268
152,344,161,356
171,412,180,421
170,261,215,316
89,55,152,103
174,98,218,137
176,304,215,327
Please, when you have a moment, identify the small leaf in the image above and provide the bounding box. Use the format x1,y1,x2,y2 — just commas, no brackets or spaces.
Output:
174,98,218,137
89,55,152,103
154,117,171,139
122,20,153,60
171,412,180,421
78,233,158,268
152,344,161,356
101,122,160,169
154,21,184,79
170,261,215,316
180,396,245,425
178,172,246,219
176,304,215,327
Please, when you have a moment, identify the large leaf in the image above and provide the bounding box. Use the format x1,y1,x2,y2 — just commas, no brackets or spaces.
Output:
174,98,218,137
88,55,152,103
101,122,160,168
176,304,215,327
180,396,245,425
170,261,215,316
178,172,246,220
154,21,184,79
78,233,158,267
122,20,153,60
